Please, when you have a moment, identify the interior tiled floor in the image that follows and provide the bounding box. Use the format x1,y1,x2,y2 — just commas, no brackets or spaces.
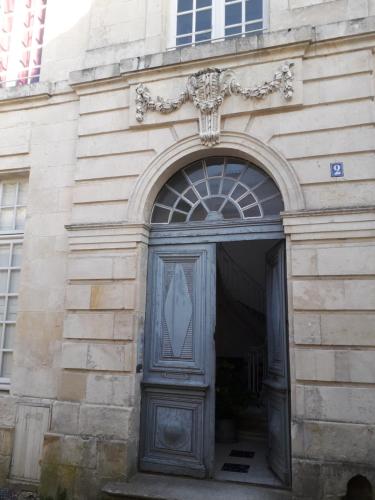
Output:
214,437,283,487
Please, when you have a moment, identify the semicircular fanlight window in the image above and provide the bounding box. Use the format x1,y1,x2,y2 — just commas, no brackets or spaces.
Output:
151,157,283,224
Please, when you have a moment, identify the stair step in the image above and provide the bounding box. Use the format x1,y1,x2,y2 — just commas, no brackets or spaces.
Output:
102,473,291,500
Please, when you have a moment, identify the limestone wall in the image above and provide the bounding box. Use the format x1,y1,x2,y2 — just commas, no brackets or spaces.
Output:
0,3,374,499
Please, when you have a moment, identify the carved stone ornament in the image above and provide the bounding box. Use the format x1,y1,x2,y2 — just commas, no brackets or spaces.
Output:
135,62,294,147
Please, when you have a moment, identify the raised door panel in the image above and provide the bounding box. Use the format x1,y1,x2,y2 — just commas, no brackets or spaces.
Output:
266,243,287,382
265,242,291,486
141,244,215,478
145,245,215,381
140,386,206,477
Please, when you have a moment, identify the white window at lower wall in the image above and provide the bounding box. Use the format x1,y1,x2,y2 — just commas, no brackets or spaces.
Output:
0,178,28,389
170,0,266,48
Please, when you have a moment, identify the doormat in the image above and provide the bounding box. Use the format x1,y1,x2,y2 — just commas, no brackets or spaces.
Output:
222,463,250,473
229,450,255,458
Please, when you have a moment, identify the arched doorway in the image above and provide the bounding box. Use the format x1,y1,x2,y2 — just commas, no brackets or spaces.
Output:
139,157,291,488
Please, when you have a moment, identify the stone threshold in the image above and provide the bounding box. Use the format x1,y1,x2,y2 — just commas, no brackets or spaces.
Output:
102,473,292,500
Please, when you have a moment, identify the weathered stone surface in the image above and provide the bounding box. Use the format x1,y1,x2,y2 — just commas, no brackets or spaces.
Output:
97,440,128,479
86,374,135,406
78,405,131,439
58,370,86,401
299,421,375,464
0,427,14,456
51,402,80,435
64,312,115,339
296,385,375,424
295,349,375,383
102,473,292,499
294,312,375,346
62,342,133,372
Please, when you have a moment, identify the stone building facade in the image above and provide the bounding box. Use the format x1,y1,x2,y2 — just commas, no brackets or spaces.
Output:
0,0,374,499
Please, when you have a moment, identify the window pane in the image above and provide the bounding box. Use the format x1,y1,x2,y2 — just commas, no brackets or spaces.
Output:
195,181,208,197
205,197,224,211
1,351,12,378
225,25,242,37
243,205,262,218
184,188,198,204
1,183,17,207
245,0,262,21
176,35,192,46
196,31,211,42
245,21,263,32
17,181,28,205
190,203,207,221
206,160,223,177
224,162,245,178
15,206,26,230
196,9,211,32
238,193,256,208
4,324,15,349
171,211,187,223
231,184,247,200
0,208,14,230
177,13,193,35
178,0,192,12
253,178,279,200
11,244,22,267
241,167,267,188
156,186,179,208
221,179,235,195
208,178,221,195
225,2,242,25
185,162,205,183
221,200,241,219
0,245,10,267
0,271,8,293
176,199,191,213
261,196,284,216
9,269,20,293
197,0,211,7
169,171,190,193
151,206,170,223
6,296,18,321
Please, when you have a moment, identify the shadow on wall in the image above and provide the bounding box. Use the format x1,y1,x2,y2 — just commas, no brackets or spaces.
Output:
342,475,373,500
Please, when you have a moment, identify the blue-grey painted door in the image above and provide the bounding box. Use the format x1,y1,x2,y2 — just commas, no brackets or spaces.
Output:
140,244,216,478
265,242,291,485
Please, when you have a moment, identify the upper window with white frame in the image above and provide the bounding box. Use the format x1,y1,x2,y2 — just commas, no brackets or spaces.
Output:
0,178,28,389
173,0,264,48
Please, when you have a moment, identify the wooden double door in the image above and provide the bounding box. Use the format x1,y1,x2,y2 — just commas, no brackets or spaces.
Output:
139,240,290,485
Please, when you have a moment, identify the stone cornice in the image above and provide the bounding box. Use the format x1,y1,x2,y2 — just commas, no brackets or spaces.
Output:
65,222,150,250
65,222,150,232
282,206,375,240
282,206,375,219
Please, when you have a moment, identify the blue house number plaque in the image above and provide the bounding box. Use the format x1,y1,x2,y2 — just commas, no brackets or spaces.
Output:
330,162,344,177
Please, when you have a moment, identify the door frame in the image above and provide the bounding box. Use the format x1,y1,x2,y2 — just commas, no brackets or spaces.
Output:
140,217,291,483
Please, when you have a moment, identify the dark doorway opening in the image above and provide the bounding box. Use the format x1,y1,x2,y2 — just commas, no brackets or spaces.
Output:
214,240,288,487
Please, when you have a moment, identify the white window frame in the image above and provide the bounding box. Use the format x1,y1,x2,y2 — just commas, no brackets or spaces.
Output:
168,0,268,50
0,177,28,391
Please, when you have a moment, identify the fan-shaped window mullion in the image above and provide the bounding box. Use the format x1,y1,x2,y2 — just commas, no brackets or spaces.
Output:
200,197,212,214
217,197,229,215
151,157,283,224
